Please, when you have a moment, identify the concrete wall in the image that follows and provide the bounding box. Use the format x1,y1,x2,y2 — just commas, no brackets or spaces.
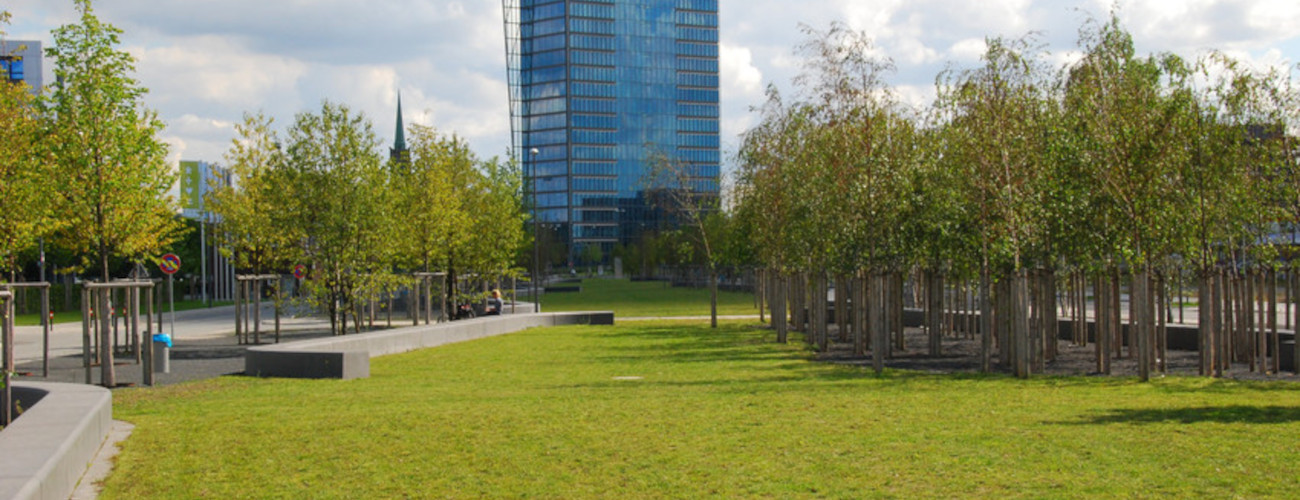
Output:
0,382,112,500
246,311,614,379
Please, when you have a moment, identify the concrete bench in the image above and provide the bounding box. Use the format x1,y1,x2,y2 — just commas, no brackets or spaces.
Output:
245,311,614,379
0,382,112,500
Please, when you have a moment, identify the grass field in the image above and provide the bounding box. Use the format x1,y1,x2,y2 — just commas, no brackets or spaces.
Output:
105,320,1300,498
537,278,760,318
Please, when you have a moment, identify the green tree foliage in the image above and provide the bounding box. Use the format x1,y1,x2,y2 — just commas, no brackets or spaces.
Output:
393,125,460,274
735,13,1298,378
0,13,50,274
1063,14,1196,269
279,101,393,335
406,129,524,307
42,0,184,282
208,112,297,274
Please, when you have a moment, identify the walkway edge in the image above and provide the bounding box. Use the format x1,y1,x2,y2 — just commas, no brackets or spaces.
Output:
0,382,112,500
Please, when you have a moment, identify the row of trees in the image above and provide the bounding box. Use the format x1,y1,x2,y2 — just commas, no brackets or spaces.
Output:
1,1,185,285
733,14,1300,379
209,106,525,335
1,3,526,337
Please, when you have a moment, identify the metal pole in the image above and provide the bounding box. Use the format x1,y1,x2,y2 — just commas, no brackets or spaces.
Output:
144,286,154,386
168,273,176,337
42,286,50,377
201,217,208,307
2,291,12,427
38,238,47,374
98,289,114,388
530,147,540,313
82,287,91,384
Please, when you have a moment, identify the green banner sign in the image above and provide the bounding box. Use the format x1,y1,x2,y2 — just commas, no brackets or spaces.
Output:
179,160,202,210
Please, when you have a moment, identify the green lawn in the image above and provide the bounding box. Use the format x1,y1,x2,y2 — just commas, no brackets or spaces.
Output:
106,321,1300,498
537,278,760,318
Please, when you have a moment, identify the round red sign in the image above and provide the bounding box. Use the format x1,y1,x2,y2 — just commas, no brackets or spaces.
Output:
159,253,181,275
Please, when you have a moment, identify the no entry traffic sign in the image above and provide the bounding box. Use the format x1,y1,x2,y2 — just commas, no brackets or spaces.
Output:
159,253,181,275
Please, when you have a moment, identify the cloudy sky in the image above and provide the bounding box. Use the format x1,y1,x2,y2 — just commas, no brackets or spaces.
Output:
5,0,1299,172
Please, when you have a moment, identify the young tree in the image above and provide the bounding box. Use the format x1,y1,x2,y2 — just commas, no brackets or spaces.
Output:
646,152,724,327
280,101,392,335
0,13,50,275
1064,15,1200,380
42,0,184,282
937,35,1056,376
208,113,297,275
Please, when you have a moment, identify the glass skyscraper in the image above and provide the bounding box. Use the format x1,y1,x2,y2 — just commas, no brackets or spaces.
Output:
503,0,720,268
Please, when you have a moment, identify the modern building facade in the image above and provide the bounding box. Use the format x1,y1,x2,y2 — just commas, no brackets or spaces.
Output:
1,39,43,95
503,0,720,268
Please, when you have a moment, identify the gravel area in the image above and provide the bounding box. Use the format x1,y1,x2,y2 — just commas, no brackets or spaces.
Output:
818,325,1300,382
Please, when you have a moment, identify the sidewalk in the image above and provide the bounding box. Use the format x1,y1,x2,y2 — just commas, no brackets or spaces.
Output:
12,303,332,366
10,303,337,387
10,302,527,387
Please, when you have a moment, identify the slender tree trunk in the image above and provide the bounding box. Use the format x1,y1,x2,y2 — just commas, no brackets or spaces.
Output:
1198,270,1210,376
1157,272,1167,374
854,272,867,357
927,269,943,356
1097,273,1111,375
836,274,849,342
893,272,905,353
774,271,788,344
1014,270,1030,378
871,272,887,374
1111,270,1122,362
979,266,992,373
1136,268,1151,382
709,267,718,329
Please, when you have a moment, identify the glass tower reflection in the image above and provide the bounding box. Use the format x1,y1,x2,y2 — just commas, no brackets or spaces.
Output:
503,0,720,269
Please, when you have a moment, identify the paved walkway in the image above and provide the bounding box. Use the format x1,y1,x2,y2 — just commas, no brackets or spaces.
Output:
9,303,447,386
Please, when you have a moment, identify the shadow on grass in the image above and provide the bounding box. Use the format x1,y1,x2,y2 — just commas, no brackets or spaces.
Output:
1062,405,1300,425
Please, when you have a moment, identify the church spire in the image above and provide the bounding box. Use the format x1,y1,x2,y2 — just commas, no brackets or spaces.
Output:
390,91,409,163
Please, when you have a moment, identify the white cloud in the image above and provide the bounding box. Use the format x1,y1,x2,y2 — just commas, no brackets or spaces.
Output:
128,37,307,111
720,43,764,98
4,0,1298,168
950,38,989,63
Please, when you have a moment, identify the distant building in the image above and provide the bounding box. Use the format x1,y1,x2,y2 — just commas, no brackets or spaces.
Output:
1,39,42,96
502,0,721,268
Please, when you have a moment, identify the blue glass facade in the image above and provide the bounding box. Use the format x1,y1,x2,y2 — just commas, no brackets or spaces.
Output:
504,0,720,267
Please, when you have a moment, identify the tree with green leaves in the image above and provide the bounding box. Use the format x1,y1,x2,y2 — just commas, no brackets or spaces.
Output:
279,101,393,335
0,12,51,276
42,0,185,282
208,112,298,275
646,151,724,327
1063,14,1201,380
937,34,1057,376
394,124,460,276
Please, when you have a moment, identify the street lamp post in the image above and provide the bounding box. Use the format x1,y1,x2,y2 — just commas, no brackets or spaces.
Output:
530,147,540,313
